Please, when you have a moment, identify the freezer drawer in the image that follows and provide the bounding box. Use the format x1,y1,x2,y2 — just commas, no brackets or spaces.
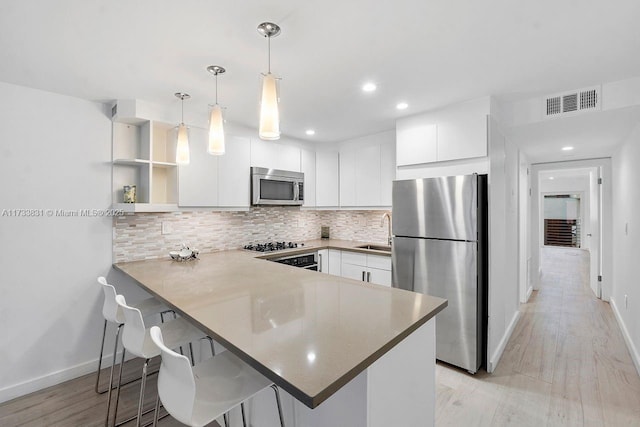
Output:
392,174,478,241
392,236,481,372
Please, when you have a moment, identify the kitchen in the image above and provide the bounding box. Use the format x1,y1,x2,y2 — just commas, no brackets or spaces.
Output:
2,1,640,426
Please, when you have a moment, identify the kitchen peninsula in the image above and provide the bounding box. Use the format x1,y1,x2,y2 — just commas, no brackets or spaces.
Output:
114,243,447,427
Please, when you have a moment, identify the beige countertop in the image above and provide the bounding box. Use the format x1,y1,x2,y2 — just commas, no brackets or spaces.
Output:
114,240,447,409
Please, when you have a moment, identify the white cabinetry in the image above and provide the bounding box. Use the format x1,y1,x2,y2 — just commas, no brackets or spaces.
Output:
217,136,251,207
112,120,179,212
328,249,342,276
301,149,316,207
340,251,392,287
178,134,250,208
250,139,301,172
338,131,395,208
316,150,340,207
396,97,489,167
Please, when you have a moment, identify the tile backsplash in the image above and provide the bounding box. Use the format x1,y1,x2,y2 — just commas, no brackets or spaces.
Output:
113,207,392,262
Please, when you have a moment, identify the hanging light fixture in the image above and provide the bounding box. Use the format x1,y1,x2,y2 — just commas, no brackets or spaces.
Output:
257,22,281,140
206,65,226,155
174,92,191,165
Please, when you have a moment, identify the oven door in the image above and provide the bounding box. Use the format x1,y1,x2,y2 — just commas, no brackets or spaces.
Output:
251,168,304,206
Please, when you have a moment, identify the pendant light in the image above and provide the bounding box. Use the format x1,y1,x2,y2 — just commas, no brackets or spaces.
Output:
175,92,190,165
257,22,281,141
206,65,226,155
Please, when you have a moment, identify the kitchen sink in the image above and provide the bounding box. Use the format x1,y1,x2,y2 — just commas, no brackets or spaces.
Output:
355,244,392,252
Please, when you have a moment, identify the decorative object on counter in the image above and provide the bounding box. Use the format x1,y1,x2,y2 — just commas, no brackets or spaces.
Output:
243,241,304,252
257,22,281,141
169,243,199,261
175,92,191,165
206,65,226,155
123,185,136,203
321,226,330,239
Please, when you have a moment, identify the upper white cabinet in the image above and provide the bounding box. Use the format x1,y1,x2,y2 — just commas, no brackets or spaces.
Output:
217,136,251,207
178,134,251,208
301,148,316,207
396,97,489,166
316,150,340,207
396,122,437,166
338,130,395,207
250,139,301,172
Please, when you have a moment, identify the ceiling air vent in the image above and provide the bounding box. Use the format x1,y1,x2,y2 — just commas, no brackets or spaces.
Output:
543,86,601,119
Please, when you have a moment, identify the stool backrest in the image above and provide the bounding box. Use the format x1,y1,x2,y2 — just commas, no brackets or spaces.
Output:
150,326,196,425
98,277,124,324
115,294,149,358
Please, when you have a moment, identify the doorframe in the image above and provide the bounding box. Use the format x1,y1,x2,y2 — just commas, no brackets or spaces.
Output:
530,158,611,301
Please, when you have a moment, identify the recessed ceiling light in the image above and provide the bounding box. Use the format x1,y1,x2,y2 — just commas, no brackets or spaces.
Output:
362,82,377,92
562,146,574,151
549,177,555,180
305,129,315,136
396,102,409,110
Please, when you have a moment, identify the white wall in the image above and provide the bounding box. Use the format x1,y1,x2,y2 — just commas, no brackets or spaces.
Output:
611,122,640,375
518,152,531,302
486,116,520,372
0,82,121,403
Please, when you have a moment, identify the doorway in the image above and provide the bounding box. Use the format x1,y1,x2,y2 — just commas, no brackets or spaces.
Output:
530,159,611,301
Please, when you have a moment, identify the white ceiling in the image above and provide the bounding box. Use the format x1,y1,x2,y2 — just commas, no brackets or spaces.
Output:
1,0,640,144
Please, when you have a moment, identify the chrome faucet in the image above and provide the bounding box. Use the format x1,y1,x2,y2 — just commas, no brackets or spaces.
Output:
381,212,392,246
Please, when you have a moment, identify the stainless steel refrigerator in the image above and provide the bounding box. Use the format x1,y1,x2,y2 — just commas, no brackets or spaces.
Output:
392,174,487,373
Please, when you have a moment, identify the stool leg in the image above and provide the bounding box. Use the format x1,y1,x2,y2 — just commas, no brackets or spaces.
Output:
136,358,150,427
271,384,285,427
189,342,195,366
104,324,122,427
152,394,161,427
241,402,247,427
223,413,229,427
95,319,108,393
111,346,127,427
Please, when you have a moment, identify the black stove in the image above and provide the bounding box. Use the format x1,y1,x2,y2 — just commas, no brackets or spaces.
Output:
243,241,304,252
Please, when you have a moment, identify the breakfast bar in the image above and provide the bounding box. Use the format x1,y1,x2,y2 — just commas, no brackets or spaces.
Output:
114,249,447,426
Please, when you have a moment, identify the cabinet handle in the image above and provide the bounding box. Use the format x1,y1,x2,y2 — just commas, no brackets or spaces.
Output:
367,272,371,282
318,253,322,272
362,271,366,281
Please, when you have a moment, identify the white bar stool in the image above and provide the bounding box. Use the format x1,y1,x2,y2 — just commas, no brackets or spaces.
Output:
112,295,214,427
150,326,286,427
97,277,172,426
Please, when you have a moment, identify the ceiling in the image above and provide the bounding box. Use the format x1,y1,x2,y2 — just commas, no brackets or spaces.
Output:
1,0,640,145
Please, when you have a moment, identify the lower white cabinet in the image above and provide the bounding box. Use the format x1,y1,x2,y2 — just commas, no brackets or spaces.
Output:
340,251,392,287
328,249,342,276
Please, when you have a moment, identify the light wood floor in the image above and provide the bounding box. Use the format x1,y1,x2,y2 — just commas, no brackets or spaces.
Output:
0,354,221,426
437,246,640,426
2,247,639,426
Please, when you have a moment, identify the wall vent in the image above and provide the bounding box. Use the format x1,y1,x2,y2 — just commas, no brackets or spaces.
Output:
543,86,601,118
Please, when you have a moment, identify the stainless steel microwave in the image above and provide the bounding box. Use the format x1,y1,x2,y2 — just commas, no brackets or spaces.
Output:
251,167,304,206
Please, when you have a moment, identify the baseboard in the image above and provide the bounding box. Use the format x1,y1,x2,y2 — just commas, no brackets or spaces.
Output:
525,286,533,302
487,310,521,373
610,297,640,377
0,351,123,404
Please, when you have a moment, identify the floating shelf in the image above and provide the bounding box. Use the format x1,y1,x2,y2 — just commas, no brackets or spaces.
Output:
112,203,179,213
113,158,151,166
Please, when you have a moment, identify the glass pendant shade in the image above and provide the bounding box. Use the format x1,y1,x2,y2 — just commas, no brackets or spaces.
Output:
176,123,190,165
259,73,280,140
208,104,225,155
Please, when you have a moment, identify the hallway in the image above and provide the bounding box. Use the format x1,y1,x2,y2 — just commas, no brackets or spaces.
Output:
436,247,640,426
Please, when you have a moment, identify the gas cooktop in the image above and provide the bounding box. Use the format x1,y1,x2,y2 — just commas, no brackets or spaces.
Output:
243,241,305,252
